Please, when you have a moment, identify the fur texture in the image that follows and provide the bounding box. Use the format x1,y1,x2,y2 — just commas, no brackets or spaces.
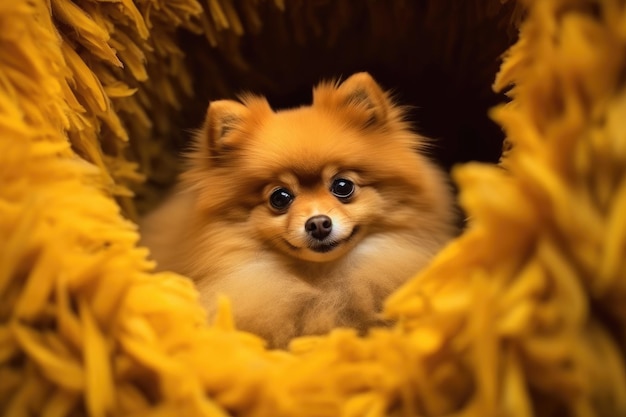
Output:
140,73,457,348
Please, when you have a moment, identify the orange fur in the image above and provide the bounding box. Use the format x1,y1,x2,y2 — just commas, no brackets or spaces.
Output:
140,73,457,348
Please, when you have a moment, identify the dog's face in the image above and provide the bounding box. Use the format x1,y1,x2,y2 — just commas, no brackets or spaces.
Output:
252,159,376,263
184,73,453,264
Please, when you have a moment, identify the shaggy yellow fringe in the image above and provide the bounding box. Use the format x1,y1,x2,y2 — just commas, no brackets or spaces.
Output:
1,0,626,416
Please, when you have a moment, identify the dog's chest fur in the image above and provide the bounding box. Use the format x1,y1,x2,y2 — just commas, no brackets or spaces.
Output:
194,233,431,348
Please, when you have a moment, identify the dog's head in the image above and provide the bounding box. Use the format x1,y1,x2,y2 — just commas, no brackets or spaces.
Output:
185,72,454,263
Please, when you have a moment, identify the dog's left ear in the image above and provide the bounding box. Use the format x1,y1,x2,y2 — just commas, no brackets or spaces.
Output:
314,72,391,129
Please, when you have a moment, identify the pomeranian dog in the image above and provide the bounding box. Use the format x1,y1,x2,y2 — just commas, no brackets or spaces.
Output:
140,72,456,348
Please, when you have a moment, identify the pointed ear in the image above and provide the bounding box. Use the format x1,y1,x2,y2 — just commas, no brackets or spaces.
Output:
313,72,391,129
203,100,249,154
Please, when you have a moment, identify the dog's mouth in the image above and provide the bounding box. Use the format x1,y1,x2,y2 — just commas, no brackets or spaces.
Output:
307,226,360,253
282,226,361,255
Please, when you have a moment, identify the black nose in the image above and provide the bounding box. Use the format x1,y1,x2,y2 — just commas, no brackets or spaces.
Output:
305,215,333,240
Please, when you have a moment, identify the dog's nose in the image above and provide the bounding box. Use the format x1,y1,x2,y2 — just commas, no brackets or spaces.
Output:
305,215,333,240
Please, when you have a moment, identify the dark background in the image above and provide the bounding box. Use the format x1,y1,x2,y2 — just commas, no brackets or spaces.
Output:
180,1,520,171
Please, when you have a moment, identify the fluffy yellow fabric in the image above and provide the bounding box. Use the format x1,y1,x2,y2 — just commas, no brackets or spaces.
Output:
1,1,625,417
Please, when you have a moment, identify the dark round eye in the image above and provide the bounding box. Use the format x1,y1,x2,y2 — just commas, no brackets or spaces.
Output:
330,178,355,200
269,188,294,211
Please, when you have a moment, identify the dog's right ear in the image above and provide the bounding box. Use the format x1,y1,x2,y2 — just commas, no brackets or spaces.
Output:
203,100,250,154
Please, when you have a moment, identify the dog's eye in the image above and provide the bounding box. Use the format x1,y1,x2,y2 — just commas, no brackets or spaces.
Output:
269,188,294,211
330,178,355,200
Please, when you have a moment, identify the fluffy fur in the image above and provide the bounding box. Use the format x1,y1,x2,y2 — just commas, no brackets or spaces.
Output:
140,73,456,348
